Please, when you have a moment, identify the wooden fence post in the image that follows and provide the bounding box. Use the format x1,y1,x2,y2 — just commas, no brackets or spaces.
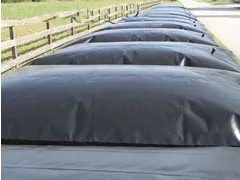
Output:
107,8,111,21
46,21,52,50
86,8,89,19
86,8,91,30
9,26,17,59
70,18,75,36
126,5,129,16
121,5,124,17
90,10,94,23
115,6,118,19
98,9,101,21
104,8,107,20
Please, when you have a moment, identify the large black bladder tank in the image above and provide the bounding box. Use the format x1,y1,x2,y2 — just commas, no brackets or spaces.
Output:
2,3,240,180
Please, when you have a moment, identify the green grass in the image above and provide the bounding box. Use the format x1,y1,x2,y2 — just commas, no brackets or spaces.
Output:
1,0,147,62
1,0,146,19
1,0,179,63
1,0,143,41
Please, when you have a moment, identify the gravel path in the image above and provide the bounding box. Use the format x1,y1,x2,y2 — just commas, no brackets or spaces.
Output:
179,0,240,58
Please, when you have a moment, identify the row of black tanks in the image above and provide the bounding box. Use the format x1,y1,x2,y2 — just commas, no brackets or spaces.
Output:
2,4,240,180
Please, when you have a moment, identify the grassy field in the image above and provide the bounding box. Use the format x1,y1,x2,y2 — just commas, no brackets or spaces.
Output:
1,0,148,62
1,0,144,19
1,0,180,39
1,0,144,41
1,0,181,63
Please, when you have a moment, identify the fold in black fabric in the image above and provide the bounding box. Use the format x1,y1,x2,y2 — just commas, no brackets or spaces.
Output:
63,29,216,47
122,17,203,27
30,42,239,72
97,21,207,33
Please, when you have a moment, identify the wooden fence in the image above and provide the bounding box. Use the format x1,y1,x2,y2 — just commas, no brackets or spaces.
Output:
1,0,160,73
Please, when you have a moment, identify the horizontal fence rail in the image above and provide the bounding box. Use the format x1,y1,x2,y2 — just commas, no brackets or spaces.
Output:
1,0,160,73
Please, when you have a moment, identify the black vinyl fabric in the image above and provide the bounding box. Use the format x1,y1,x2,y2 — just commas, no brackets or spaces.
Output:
30,42,239,72
152,5,186,9
138,12,197,20
97,22,207,33
122,17,202,26
2,3,240,180
2,145,240,180
140,10,192,15
147,7,188,12
139,12,195,18
63,29,216,46
2,66,240,146
127,14,197,20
